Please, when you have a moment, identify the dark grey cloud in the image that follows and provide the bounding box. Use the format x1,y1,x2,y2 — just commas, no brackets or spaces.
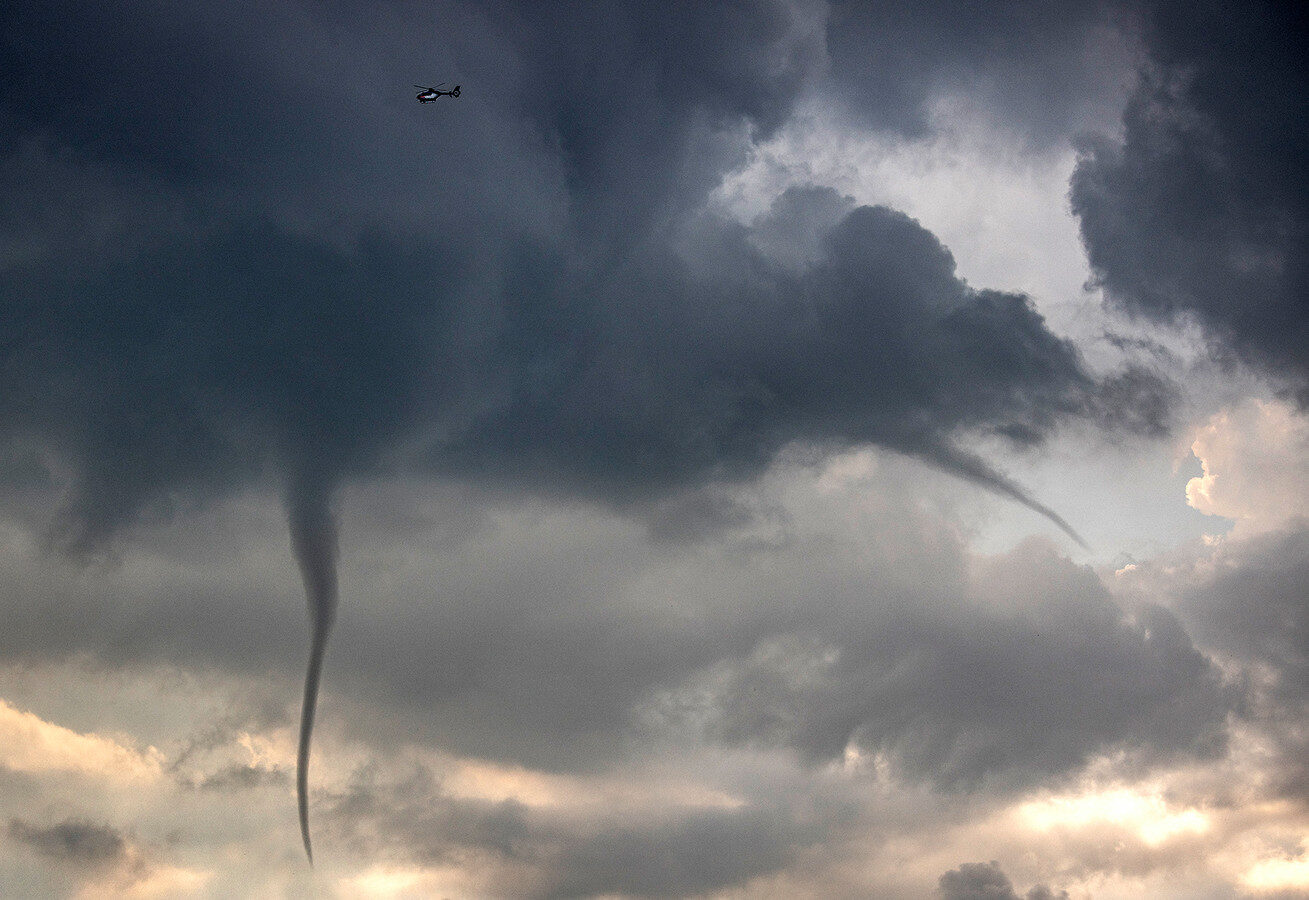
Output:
1090,364,1175,439
503,0,827,238
0,1,1151,555
3,222,450,551
1,168,1115,552
1178,525,1309,705
824,0,1138,146
429,194,1122,545
938,860,1068,900
1071,0,1309,401
7,818,127,869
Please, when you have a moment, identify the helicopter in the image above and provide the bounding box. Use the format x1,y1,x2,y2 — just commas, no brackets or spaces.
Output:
415,83,460,102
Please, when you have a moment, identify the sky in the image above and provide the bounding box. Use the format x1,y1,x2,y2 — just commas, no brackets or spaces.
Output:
0,0,1306,897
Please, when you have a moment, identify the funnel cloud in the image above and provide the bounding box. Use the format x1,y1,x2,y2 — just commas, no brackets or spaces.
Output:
287,476,339,863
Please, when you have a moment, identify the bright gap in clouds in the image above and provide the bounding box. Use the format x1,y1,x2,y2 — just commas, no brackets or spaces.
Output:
1242,856,1309,894
715,97,1094,339
1017,784,1210,846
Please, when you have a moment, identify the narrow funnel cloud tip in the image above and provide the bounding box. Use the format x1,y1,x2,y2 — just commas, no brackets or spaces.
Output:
928,442,1088,550
287,479,340,864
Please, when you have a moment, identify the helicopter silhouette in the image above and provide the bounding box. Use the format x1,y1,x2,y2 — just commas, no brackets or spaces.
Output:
415,83,460,102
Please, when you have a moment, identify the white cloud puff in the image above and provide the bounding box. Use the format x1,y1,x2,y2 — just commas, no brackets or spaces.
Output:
1186,399,1309,534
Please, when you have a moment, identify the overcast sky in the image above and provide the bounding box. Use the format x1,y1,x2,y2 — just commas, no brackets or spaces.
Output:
1,1,1306,896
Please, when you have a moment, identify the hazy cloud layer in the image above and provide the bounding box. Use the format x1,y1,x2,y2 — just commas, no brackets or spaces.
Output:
0,465,1235,788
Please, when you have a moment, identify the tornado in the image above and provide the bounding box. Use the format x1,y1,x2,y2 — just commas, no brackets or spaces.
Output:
287,478,340,864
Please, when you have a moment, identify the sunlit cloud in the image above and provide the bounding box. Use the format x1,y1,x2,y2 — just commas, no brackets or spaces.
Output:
0,697,163,782
1240,855,1309,894
443,758,743,811
75,864,214,899
235,729,295,772
341,864,475,899
1186,399,1309,533
1016,785,1211,847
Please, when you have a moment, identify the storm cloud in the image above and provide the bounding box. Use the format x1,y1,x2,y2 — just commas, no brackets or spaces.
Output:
2,1,1303,894
1,0,1143,554
824,0,1138,145
1072,0,1309,400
